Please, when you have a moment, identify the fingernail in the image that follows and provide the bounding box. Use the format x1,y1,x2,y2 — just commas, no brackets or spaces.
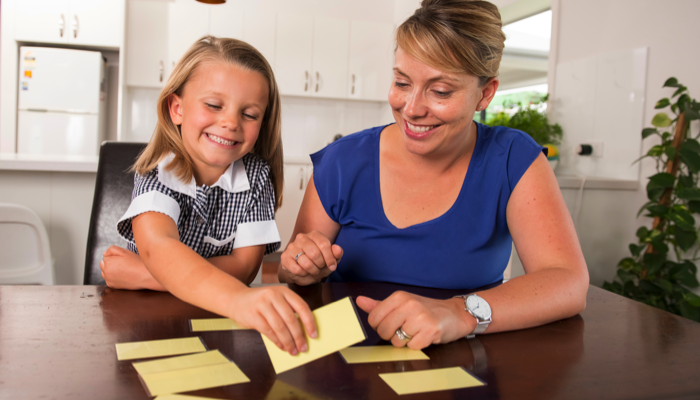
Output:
301,344,308,352
310,331,318,339
329,264,337,271
291,348,298,356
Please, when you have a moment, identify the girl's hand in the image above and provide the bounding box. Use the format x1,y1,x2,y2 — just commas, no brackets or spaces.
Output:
228,286,317,355
279,230,343,286
100,245,166,291
356,292,476,350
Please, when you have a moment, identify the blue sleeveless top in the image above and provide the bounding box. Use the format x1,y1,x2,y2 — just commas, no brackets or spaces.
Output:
311,123,545,290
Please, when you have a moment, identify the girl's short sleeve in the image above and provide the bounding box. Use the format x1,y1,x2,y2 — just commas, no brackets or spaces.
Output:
235,162,281,255
116,170,181,245
506,130,548,192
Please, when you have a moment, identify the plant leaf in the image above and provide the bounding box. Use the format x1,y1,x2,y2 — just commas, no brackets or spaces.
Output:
647,145,664,157
646,204,670,217
685,108,700,121
663,77,680,88
679,302,700,321
648,172,676,188
676,269,700,288
682,139,700,154
684,291,700,307
644,253,666,275
641,128,658,138
676,187,700,200
637,202,655,218
672,86,688,98
669,209,696,231
652,113,673,127
679,148,700,173
674,226,697,251
657,279,673,292
617,269,637,284
664,146,676,159
640,280,664,294
678,174,694,189
655,98,670,109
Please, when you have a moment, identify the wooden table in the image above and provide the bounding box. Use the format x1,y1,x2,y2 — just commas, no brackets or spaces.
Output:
1,283,699,400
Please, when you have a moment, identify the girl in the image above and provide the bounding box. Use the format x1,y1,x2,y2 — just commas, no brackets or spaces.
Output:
101,36,316,356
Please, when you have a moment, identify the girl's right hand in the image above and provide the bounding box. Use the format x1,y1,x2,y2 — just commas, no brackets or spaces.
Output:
228,286,317,355
279,231,343,286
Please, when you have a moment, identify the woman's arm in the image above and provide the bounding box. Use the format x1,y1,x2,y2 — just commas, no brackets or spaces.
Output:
278,175,344,285
356,153,589,348
132,211,317,355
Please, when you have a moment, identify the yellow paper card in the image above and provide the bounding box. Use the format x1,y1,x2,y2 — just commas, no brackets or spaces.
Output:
116,337,207,361
133,350,229,375
141,362,250,396
339,345,429,364
264,380,324,400
262,296,366,374
379,367,484,395
155,395,225,400
190,318,249,332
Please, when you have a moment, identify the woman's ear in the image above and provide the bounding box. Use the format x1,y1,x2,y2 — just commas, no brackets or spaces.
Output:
477,77,500,111
168,93,184,125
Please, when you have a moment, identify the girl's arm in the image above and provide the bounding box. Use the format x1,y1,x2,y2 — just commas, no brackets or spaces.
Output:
355,153,590,349
132,211,317,355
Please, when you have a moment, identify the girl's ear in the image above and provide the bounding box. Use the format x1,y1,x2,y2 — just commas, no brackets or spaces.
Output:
168,93,184,125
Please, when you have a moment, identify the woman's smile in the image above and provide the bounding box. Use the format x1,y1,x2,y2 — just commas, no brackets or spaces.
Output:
403,120,442,140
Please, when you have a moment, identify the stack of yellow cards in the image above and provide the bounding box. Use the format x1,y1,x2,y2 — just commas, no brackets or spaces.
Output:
115,337,249,396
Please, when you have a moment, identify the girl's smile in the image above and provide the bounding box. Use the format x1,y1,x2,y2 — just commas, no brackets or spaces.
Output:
168,61,269,186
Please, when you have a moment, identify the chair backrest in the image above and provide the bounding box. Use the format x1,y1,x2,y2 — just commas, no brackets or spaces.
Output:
84,142,147,285
0,203,54,285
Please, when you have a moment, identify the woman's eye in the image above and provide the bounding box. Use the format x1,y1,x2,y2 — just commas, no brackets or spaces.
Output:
205,103,222,110
394,82,409,89
434,90,452,98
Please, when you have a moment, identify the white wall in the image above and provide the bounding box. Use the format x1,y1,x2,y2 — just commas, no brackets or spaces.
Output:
546,0,700,286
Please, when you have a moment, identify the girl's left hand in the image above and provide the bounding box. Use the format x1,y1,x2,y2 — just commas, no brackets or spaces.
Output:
356,292,476,350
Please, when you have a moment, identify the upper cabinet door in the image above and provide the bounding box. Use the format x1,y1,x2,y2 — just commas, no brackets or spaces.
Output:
243,11,276,70
68,0,124,48
312,17,349,99
348,21,394,101
15,0,70,44
209,3,243,40
275,14,313,97
168,0,209,70
126,0,168,87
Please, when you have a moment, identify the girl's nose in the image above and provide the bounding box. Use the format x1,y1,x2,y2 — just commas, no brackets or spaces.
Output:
220,111,240,131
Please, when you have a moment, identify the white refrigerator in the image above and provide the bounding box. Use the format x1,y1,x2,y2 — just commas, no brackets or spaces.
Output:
17,47,107,156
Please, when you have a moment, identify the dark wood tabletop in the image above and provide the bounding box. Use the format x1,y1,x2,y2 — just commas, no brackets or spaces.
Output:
1,283,699,400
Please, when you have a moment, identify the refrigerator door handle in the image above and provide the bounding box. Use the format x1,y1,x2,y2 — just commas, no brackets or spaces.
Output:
72,15,79,39
59,14,65,38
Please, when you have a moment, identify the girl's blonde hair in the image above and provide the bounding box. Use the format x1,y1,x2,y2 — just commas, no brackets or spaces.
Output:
133,36,284,210
396,0,506,86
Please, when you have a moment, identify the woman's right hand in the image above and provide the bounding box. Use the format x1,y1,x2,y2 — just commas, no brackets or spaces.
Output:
279,230,343,286
228,286,317,355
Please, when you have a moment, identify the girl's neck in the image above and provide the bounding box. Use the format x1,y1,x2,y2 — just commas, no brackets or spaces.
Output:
192,161,230,187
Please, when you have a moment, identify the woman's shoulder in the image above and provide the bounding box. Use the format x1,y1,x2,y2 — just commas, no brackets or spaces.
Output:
312,124,387,161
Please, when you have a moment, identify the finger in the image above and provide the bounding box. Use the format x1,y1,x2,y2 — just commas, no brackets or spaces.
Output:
253,314,285,351
375,310,408,341
284,290,317,339
365,292,408,329
331,244,343,263
391,332,409,348
280,247,310,278
406,330,432,350
271,296,307,354
296,235,327,270
356,296,380,313
296,253,323,276
261,303,298,355
309,232,338,271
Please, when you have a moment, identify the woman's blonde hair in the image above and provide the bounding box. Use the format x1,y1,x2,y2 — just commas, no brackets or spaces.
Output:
396,0,506,86
133,36,284,210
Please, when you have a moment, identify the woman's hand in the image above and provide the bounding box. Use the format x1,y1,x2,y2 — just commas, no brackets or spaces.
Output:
279,230,343,286
356,292,475,350
100,245,166,291
228,286,317,355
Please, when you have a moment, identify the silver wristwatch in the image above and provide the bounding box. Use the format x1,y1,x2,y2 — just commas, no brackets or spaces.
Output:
456,294,492,339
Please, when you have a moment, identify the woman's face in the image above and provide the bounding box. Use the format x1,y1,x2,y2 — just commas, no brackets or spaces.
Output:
169,61,269,183
388,47,498,157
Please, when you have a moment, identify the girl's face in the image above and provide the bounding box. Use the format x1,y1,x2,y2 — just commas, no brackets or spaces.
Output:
388,47,498,157
169,61,269,185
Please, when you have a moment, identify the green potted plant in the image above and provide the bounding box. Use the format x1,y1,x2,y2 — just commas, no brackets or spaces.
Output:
603,78,700,321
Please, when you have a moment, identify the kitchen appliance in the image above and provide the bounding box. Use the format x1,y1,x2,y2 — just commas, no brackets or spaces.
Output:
17,47,107,156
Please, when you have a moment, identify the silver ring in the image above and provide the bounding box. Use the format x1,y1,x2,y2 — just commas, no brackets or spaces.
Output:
395,327,412,341
294,252,304,261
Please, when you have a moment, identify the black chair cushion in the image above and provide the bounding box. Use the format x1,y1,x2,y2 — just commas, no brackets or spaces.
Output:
83,142,147,285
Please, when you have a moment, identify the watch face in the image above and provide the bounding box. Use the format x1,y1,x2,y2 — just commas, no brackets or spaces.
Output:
467,295,491,320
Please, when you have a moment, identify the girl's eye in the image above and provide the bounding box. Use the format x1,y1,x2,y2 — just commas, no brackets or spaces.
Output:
205,103,222,110
243,113,259,120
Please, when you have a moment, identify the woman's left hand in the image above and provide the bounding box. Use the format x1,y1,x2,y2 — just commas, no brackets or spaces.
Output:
356,292,475,350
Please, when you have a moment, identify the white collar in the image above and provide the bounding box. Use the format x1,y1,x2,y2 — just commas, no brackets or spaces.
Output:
157,153,250,198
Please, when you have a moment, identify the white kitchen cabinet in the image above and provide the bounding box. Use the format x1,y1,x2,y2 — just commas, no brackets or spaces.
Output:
275,14,314,97
15,0,124,48
126,0,168,88
209,3,243,41
276,15,350,99
348,21,394,101
276,163,313,251
312,17,350,99
168,0,209,70
243,11,276,69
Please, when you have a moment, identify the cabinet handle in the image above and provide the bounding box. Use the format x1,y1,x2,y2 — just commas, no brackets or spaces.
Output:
315,72,320,92
300,168,304,189
351,74,356,95
72,15,79,38
304,71,309,92
159,60,164,83
59,14,65,37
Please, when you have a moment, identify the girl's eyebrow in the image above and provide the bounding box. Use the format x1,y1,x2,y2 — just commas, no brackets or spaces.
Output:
200,92,266,109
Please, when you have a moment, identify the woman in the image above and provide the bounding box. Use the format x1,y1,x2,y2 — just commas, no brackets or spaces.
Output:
280,0,589,350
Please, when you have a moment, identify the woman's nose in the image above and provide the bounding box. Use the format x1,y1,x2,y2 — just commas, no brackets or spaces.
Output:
404,90,427,118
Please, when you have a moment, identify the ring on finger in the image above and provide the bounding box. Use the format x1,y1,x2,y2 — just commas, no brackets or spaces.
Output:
294,251,304,261
395,327,412,341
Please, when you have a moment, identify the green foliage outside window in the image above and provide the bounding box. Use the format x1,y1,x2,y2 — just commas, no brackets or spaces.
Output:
485,94,563,146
